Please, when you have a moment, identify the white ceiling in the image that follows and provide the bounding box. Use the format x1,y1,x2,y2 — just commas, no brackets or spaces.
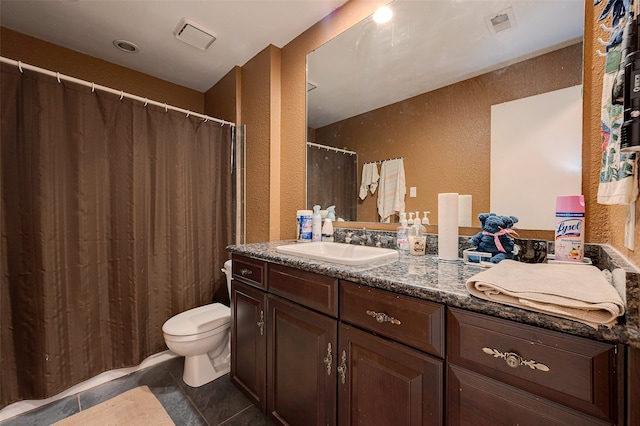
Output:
0,0,348,92
0,0,584,127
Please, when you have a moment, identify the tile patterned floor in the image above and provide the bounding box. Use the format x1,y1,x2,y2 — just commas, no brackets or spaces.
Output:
0,357,273,426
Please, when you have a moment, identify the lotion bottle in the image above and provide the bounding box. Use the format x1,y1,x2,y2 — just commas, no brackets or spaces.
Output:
312,205,322,242
408,220,426,256
397,214,409,252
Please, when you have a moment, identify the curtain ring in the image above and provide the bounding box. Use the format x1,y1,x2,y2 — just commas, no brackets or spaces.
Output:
144,98,148,107
17,61,23,73
203,117,209,123
186,110,190,118
119,91,124,100
164,103,168,112
56,72,61,83
91,82,95,93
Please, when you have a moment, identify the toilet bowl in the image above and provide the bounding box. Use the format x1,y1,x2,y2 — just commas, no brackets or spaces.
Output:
162,260,233,387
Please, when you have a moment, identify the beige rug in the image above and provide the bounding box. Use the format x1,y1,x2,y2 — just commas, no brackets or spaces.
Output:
52,385,175,426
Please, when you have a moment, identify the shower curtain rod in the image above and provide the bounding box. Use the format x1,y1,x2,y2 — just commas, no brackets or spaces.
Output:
0,56,235,127
306,141,356,155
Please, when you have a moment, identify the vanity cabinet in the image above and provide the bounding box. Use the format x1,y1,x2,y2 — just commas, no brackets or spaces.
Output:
230,256,268,411
230,254,631,425
267,264,338,425
447,308,622,426
338,281,444,425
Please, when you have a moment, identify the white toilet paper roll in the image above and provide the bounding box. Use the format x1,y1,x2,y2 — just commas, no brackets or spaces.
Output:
458,195,472,227
438,193,459,261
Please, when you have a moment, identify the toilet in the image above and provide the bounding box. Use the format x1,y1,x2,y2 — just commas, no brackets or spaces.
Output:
162,260,233,387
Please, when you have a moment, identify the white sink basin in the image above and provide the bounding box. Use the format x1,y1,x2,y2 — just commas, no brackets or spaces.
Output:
276,242,398,266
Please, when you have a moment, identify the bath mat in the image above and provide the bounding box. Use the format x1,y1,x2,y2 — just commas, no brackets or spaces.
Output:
52,385,175,426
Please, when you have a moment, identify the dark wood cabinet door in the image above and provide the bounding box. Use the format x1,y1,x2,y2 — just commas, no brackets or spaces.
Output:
338,323,443,426
447,365,611,426
267,294,337,426
231,280,267,411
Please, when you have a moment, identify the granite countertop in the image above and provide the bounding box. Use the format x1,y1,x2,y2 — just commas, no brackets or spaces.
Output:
227,240,640,348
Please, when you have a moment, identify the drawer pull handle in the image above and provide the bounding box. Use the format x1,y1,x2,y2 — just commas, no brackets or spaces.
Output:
323,343,333,376
240,268,253,276
257,310,264,336
337,350,347,384
366,310,401,325
482,347,550,372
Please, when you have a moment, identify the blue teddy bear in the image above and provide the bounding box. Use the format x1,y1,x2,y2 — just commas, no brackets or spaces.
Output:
469,213,519,264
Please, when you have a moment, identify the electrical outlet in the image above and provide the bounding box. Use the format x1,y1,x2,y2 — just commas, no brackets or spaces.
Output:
625,201,635,251
409,187,417,198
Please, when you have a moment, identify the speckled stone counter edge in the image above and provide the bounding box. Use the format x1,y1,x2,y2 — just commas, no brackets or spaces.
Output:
227,235,640,348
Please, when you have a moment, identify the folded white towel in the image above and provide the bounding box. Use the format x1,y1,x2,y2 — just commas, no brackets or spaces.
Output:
466,260,625,329
359,163,379,200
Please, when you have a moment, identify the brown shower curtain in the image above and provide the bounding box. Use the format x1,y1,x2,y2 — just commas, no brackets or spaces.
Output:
0,65,233,407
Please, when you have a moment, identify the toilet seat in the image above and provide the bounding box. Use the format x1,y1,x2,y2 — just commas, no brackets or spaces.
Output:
162,303,230,337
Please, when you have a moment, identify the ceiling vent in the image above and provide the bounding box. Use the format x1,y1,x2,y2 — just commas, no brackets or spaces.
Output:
174,18,216,50
485,6,517,34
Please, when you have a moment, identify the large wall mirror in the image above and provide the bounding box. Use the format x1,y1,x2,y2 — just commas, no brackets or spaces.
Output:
306,0,584,229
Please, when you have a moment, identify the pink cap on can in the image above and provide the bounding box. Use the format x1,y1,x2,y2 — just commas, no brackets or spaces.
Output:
556,195,585,213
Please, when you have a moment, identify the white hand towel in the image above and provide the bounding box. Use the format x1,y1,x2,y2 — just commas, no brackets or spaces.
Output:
377,159,406,222
369,164,380,195
359,163,379,200
466,260,625,329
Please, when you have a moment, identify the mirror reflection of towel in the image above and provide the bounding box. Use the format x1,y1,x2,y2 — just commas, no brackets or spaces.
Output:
359,163,379,200
377,159,406,222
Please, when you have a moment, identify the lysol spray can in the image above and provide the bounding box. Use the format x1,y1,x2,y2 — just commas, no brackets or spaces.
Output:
555,195,585,262
297,210,313,242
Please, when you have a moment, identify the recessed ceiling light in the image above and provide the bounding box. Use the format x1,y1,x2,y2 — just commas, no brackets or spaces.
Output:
373,6,393,24
113,39,139,53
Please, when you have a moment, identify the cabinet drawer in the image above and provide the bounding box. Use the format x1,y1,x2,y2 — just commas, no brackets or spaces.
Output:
447,308,619,422
447,365,611,426
340,281,445,357
268,264,338,318
232,255,267,290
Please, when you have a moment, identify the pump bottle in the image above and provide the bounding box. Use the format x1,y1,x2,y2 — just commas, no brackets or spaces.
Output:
397,213,409,251
312,205,322,242
408,220,427,256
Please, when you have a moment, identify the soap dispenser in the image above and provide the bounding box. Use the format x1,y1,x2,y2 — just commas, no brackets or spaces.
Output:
312,205,322,242
408,219,426,256
321,218,334,242
396,213,409,252
422,211,431,225
327,206,336,221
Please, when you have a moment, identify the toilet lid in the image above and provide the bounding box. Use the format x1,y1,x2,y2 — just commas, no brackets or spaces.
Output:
162,303,230,336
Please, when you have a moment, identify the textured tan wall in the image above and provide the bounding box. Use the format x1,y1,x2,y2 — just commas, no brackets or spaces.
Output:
269,47,283,241
316,44,582,225
242,45,281,243
204,66,241,123
0,27,204,113
587,2,638,266
279,0,385,240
